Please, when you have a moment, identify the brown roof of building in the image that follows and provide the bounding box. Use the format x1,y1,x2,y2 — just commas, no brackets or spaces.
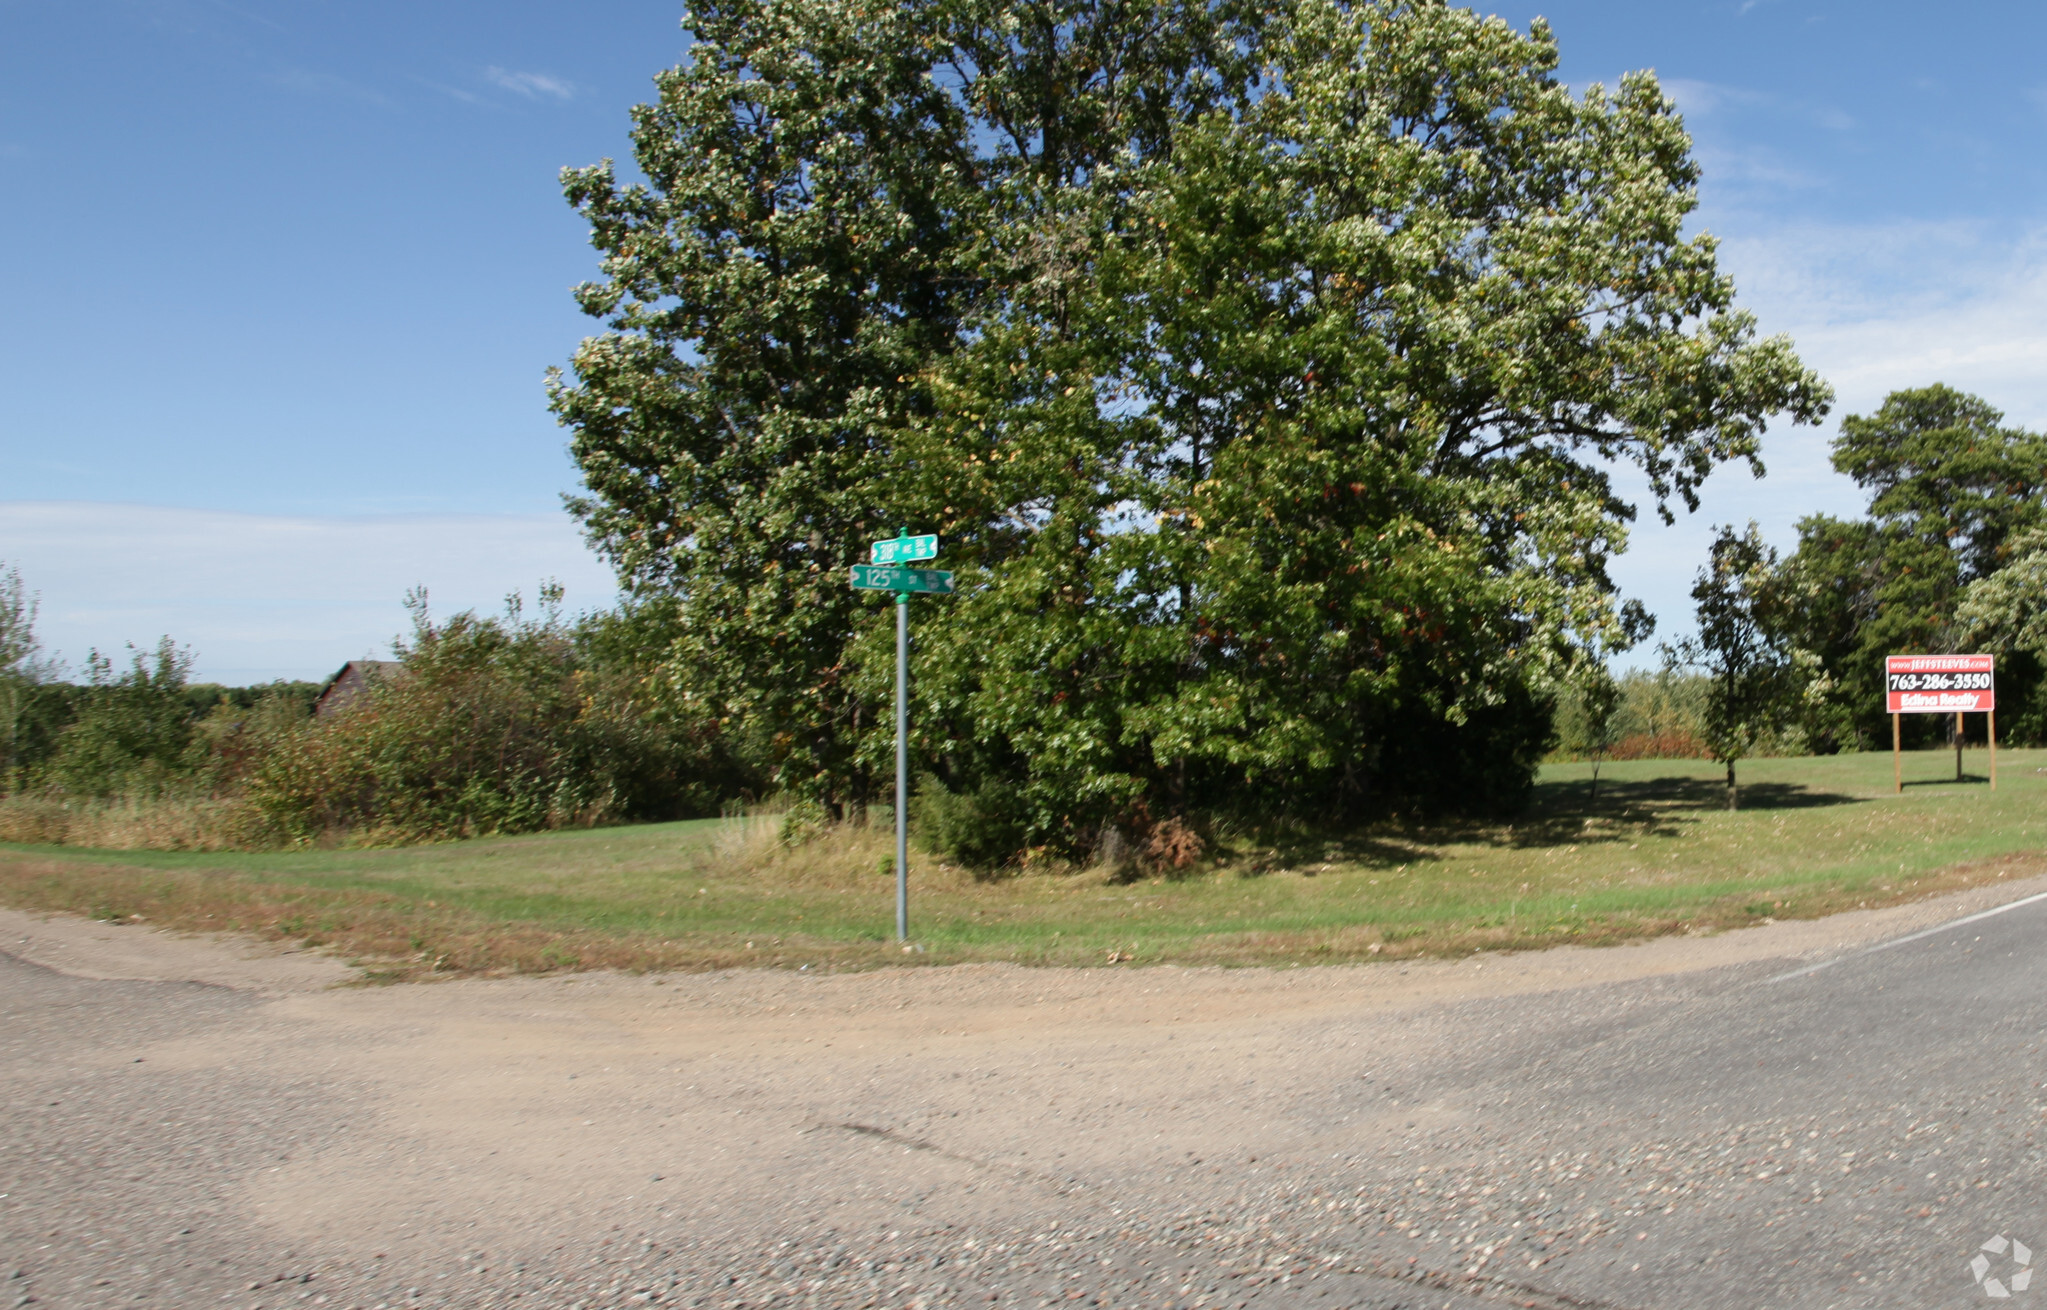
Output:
313,659,404,718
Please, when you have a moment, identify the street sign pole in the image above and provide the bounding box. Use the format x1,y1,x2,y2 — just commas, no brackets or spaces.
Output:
895,590,909,941
850,530,950,943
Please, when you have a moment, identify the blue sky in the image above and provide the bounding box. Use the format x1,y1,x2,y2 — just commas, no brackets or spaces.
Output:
4,0,2046,679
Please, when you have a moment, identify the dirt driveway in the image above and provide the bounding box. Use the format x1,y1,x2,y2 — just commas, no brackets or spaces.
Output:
7,873,2046,1310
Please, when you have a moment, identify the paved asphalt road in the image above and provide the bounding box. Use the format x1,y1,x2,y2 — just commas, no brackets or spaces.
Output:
4,891,2045,1310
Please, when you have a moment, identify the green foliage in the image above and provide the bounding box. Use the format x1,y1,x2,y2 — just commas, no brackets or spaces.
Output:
43,639,199,797
187,687,318,791
1954,527,2047,743
914,774,1031,870
1833,385,2044,582
1552,669,1711,759
0,563,58,791
246,589,728,845
1770,513,1877,752
1578,664,1622,760
552,0,1264,816
1667,524,1801,808
555,0,1826,859
7,684,86,784
185,680,321,722
1776,385,2047,750
776,797,830,848
1575,660,1621,801
0,565,324,802
1957,526,2047,654
0,564,730,849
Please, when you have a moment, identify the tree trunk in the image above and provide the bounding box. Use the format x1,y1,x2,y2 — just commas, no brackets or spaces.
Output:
1725,758,1738,811
1589,755,1601,806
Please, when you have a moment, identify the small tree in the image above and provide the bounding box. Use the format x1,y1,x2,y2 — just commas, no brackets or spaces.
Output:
1576,601,1652,806
0,564,54,791
1667,524,1797,810
1579,660,1622,805
46,638,197,797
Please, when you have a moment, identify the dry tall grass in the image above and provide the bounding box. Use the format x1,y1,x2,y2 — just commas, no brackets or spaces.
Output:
711,811,993,891
0,793,264,851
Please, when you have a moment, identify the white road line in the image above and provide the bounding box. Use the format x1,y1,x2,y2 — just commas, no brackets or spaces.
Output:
1763,888,2047,985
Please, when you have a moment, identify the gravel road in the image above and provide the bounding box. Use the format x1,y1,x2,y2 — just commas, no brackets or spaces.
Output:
5,875,2045,1310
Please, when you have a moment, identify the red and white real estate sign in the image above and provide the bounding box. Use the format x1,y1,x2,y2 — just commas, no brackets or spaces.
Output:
1885,654,1995,713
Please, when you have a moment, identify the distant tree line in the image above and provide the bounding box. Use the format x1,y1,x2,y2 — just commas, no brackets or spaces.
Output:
1774,384,2047,751
1571,382,2047,811
0,571,736,848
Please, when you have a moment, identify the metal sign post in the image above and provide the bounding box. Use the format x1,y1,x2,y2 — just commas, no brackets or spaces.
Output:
850,531,953,941
1884,654,1997,792
895,592,908,940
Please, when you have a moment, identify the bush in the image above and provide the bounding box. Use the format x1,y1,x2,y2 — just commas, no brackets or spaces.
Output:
1553,670,1709,760
1552,668,1813,762
41,639,198,797
914,774,1031,870
246,590,727,844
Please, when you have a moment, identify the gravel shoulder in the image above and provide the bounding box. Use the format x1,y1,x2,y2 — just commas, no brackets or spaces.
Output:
6,868,2046,1310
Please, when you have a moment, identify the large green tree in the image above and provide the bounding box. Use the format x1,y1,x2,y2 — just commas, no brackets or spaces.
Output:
555,0,1828,853
552,0,1261,814
893,0,1826,843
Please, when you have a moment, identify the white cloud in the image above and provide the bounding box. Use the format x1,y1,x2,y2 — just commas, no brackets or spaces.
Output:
414,75,487,107
265,66,391,107
1660,77,1771,118
0,503,617,685
1720,219,2047,426
1611,217,2047,664
484,67,575,101
1692,141,1823,193
1657,78,1854,152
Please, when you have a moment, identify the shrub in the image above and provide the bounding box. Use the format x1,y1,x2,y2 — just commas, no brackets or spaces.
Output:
1553,670,1713,761
1142,816,1204,873
914,774,1030,871
246,589,725,844
41,639,198,797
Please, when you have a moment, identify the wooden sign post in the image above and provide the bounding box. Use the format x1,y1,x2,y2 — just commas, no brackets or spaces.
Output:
1884,654,1996,793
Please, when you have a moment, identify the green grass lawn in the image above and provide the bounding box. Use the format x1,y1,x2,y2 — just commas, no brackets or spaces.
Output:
2,747,2041,976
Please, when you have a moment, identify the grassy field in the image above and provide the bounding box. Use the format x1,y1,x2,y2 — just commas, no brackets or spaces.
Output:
2,747,2043,978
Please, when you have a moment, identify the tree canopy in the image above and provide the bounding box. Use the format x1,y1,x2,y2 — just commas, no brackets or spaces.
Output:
1776,384,2047,749
552,0,1829,859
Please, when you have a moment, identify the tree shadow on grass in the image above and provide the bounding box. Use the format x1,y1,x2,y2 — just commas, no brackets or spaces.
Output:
1538,773,1861,813
1239,830,1447,875
1339,774,1866,859
1496,774,1864,848
1222,773,1865,875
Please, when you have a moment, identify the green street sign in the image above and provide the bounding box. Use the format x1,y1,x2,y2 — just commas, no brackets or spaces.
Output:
850,565,955,594
871,533,939,565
